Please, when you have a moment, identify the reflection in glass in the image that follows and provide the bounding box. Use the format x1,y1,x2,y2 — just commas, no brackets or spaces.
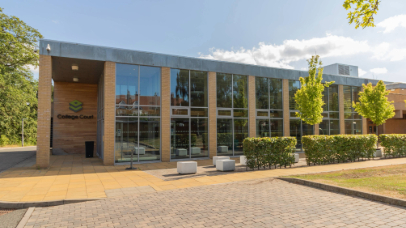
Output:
290,119,301,149
345,120,362,134
233,75,248,109
217,73,232,108
256,119,269,137
344,86,352,113
191,118,208,158
269,78,283,109
171,118,190,159
255,77,268,109
218,110,232,116
257,111,268,117
139,106,160,116
170,69,189,106
190,71,208,107
191,108,208,117
234,119,248,155
233,109,248,118
329,85,339,111
116,64,138,105
217,119,233,156
289,80,300,110
270,111,283,118
330,112,339,119
172,108,188,116
270,119,283,137
319,120,329,135
139,118,160,161
116,105,138,116
330,120,340,135
140,66,160,106
115,118,138,163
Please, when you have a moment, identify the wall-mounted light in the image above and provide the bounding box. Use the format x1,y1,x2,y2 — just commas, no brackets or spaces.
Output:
46,44,51,52
73,77,79,82
72,64,79,71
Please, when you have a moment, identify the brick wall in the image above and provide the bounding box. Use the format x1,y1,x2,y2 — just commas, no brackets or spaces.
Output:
208,72,217,158
338,85,345,134
248,76,256,137
161,67,171,162
282,79,290,136
103,62,116,165
53,82,97,154
37,55,52,168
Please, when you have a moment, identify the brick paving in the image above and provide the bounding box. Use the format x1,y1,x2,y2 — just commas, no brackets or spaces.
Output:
24,178,406,228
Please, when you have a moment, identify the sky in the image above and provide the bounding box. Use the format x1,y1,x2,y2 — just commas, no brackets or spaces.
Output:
2,0,406,82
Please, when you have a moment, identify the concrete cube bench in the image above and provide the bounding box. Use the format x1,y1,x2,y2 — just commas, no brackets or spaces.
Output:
177,161,197,174
294,153,299,163
213,156,230,166
216,159,235,172
190,147,201,155
240,155,247,165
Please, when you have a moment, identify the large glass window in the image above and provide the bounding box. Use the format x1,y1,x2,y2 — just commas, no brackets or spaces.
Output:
344,86,362,134
115,64,161,163
171,69,209,159
289,80,300,110
217,73,249,156
255,77,283,137
320,85,340,135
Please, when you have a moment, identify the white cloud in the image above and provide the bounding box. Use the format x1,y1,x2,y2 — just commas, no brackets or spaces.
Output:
358,68,367,77
370,67,388,74
300,67,307,71
372,42,406,61
199,34,371,69
377,15,406,33
52,20,59,24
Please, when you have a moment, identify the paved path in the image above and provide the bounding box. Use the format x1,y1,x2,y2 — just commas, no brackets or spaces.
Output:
23,178,406,228
2,154,406,202
0,146,36,173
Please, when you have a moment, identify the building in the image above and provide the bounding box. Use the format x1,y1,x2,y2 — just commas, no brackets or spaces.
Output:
37,39,393,167
367,82,406,134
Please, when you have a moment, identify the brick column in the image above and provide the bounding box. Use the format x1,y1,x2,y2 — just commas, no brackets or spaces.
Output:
161,67,171,162
362,117,368,134
208,72,217,158
282,79,290,136
338,85,345,134
103,62,115,165
314,124,320,135
248,76,256,137
36,55,52,168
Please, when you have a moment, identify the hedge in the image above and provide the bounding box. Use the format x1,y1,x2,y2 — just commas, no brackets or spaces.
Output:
380,134,406,158
243,137,297,169
303,135,378,166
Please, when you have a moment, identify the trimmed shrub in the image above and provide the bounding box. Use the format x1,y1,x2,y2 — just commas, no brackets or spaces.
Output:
243,137,297,169
303,135,378,166
380,134,406,158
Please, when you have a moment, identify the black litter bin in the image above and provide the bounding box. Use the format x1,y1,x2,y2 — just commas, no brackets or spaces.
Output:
85,141,94,158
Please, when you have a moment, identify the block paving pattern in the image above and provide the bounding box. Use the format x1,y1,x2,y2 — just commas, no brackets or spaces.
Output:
2,154,406,202
24,178,406,228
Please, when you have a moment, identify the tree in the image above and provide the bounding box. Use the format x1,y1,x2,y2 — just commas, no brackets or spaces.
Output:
294,55,334,125
353,80,395,148
343,0,380,29
0,8,42,145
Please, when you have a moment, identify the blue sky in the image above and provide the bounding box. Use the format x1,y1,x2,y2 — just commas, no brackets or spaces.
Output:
2,0,406,82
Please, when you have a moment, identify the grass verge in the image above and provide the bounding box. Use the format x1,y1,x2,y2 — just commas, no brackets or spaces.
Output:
290,164,406,200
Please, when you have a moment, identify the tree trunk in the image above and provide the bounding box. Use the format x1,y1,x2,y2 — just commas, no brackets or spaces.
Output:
376,125,379,149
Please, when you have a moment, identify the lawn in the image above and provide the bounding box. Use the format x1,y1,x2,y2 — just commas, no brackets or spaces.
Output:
290,164,406,200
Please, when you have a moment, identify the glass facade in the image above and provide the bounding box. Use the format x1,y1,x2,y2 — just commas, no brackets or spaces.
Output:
115,64,161,163
344,86,362,134
255,77,283,137
320,85,340,135
217,73,248,156
171,69,209,159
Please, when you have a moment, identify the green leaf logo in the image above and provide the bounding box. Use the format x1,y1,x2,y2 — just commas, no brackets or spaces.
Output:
69,100,83,112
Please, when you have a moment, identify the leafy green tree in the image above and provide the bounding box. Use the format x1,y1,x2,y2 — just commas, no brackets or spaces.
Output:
353,80,395,148
343,0,380,29
0,7,42,146
294,55,334,125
